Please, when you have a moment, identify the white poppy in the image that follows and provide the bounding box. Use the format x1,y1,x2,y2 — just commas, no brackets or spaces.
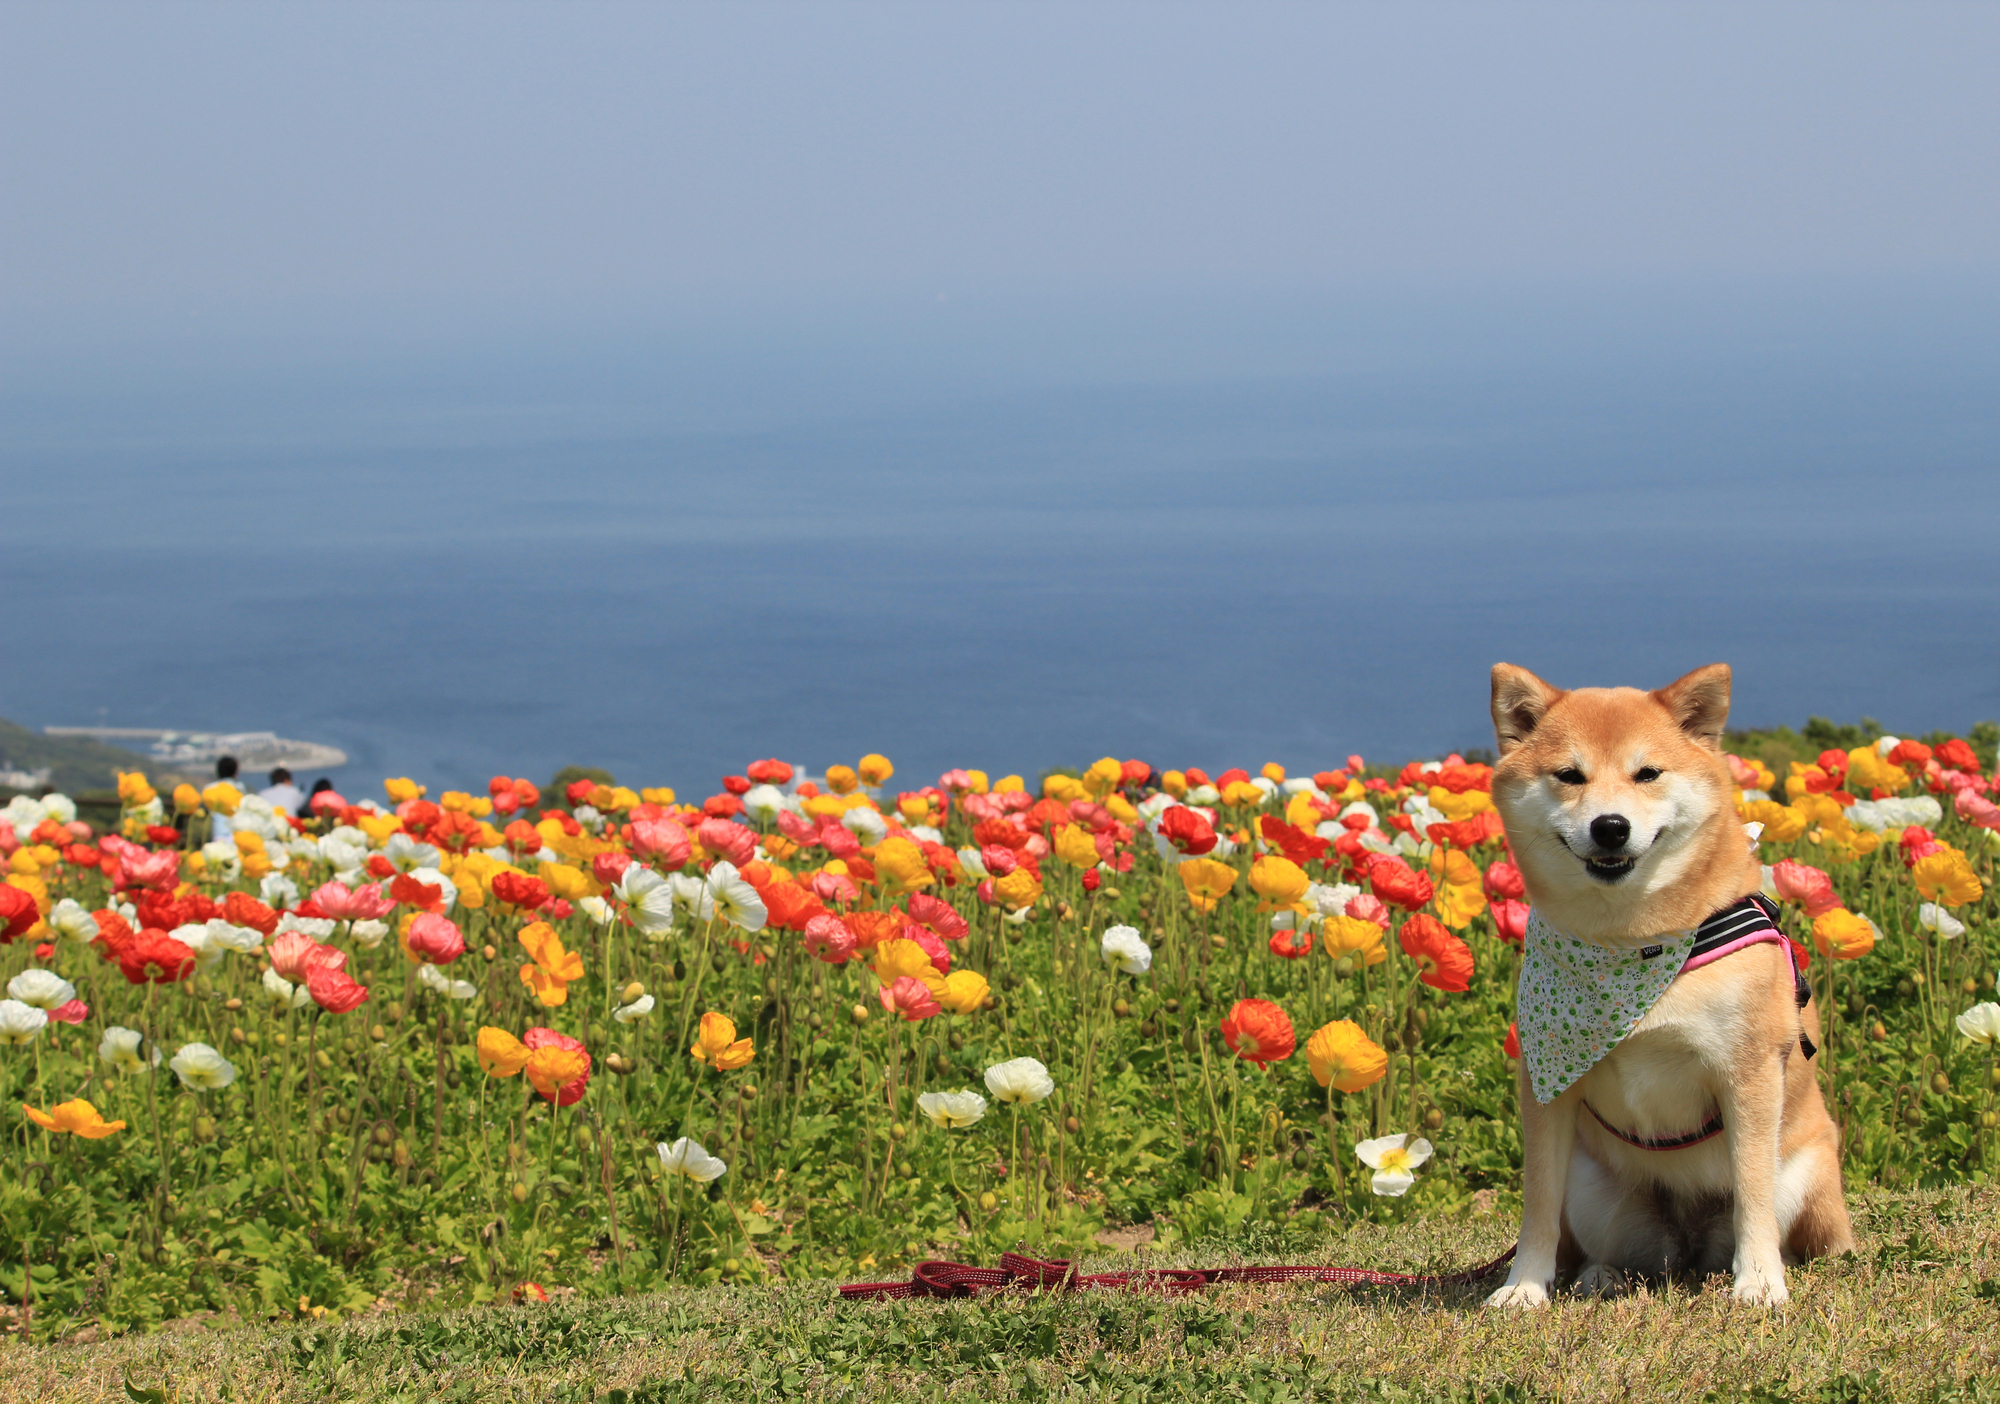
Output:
1136,793,1178,823
1185,784,1220,805
1099,926,1152,976
418,963,480,1001
273,913,333,942
170,1043,238,1090
956,847,989,879
6,970,74,1010
263,965,313,1010
0,999,49,1046
1759,865,1781,903
1310,882,1361,916
841,806,888,847
260,874,300,908
669,871,715,922
350,919,390,948
616,865,679,935
200,843,243,879
917,1089,987,1129
705,862,767,933
657,1137,727,1183
100,1025,161,1073
170,923,228,970
907,825,944,845
984,1057,1055,1107
39,793,77,825
381,833,441,873
1875,735,1901,756
741,784,789,825
3,796,49,828
573,805,603,826
613,993,656,1024
1919,904,1966,940
48,898,99,944
1355,1133,1433,1197
1956,1002,2000,1046
579,896,616,926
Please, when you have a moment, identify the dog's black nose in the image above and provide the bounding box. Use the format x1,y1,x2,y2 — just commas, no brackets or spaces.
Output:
1590,814,1631,851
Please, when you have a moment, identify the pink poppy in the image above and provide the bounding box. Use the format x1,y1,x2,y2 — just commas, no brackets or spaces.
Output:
878,975,940,1022
776,810,820,844
1344,893,1391,930
979,844,1019,877
406,912,466,965
47,999,90,1025
696,818,756,867
628,817,691,870
310,880,394,922
906,892,969,942
809,870,858,905
1771,859,1840,918
803,913,856,964
1955,790,2000,830
306,962,369,1014
1491,898,1529,946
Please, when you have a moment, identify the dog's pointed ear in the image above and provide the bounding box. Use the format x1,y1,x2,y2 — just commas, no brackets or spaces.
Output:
1491,664,1562,756
1654,663,1732,748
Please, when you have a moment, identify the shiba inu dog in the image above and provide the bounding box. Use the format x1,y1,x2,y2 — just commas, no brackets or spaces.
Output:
1483,662,1852,1308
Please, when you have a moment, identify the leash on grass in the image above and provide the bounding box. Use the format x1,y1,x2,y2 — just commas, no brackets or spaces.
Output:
836,1243,1517,1300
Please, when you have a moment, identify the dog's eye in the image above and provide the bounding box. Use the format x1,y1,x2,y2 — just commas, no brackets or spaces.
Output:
1633,767,1661,783
1553,768,1586,785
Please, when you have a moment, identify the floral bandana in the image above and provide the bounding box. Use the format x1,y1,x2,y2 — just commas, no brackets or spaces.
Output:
1516,910,1698,1105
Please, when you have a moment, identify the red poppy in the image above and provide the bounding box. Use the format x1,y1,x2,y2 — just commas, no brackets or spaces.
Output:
703,793,745,820
1504,1022,1521,1059
365,854,397,879
119,928,197,985
64,844,101,869
491,871,552,910
1268,926,1314,960
222,891,281,936
1889,740,1933,768
1491,898,1529,946
1082,868,1102,892
746,759,794,785
145,825,182,846
0,885,38,942
1025,798,1072,834
35,942,56,962
1483,860,1526,902
1367,855,1434,912
1427,813,1506,850
428,809,483,853
1432,762,1494,794
1313,769,1349,791
1398,914,1474,992
1215,768,1250,790
1935,738,1980,773
565,779,600,807
306,962,370,1014
592,851,634,887
1158,806,1218,857
1220,998,1295,1067
1258,815,1330,865
1120,759,1150,786
389,872,447,912
1184,767,1212,788
972,818,1030,852
90,910,136,962
721,774,752,796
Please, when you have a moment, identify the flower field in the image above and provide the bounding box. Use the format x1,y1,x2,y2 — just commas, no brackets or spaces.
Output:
1,734,1996,1341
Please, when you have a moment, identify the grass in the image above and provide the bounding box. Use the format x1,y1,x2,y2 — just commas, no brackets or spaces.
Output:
7,1185,1995,1404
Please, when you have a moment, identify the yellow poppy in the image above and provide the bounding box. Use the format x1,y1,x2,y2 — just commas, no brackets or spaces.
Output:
525,1047,590,1102
1305,1021,1388,1092
1912,850,1983,907
1179,857,1237,912
476,1027,530,1077
993,869,1043,909
936,969,989,1015
874,836,934,892
1324,914,1388,965
1053,824,1102,870
518,922,585,1007
690,1012,755,1070
1811,909,1876,961
22,1098,126,1138
1248,854,1309,911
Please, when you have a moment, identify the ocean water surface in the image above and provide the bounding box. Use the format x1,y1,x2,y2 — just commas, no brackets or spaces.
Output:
5,290,1996,795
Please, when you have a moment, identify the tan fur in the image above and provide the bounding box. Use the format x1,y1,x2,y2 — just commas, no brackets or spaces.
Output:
1484,663,1852,1309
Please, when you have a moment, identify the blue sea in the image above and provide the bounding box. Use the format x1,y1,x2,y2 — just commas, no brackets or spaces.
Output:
5,283,1996,797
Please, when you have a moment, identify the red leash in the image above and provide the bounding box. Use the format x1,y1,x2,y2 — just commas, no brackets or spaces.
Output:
837,1244,1517,1300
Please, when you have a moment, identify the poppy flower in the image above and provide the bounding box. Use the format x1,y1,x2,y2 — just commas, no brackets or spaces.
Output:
1771,860,1841,918
1220,998,1295,1067
523,1027,592,1105
21,1097,125,1138
696,817,757,868
1491,898,1529,946
803,913,857,963
1810,909,1877,961
1911,850,1983,907
1955,791,2000,830
1398,914,1474,992
1257,815,1329,865
1051,823,1101,870
879,975,942,1021
1483,861,1525,902
118,929,197,985
1345,893,1390,930
306,962,370,1014
658,1137,728,1182
936,969,990,1015
1249,854,1311,911
1179,857,1237,913
1269,927,1314,960
845,910,905,954
518,921,585,1006
0,886,39,942
1157,805,1218,858
689,1012,754,1070
629,817,692,870
984,1056,1055,1106
1305,1020,1387,1091
1356,1133,1432,1196
405,912,466,965
905,892,969,942
1367,855,1433,912
809,870,859,905
477,1026,530,1077
311,881,394,922
1504,1021,1521,1058
1324,914,1388,965
992,868,1043,910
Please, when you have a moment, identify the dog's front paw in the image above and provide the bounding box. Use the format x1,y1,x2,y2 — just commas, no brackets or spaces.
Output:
1486,1280,1551,1310
1574,1263,1632,1299
1730,1263,1789,1307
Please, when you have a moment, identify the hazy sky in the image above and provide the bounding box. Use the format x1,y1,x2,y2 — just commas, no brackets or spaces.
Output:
6,1,1998,354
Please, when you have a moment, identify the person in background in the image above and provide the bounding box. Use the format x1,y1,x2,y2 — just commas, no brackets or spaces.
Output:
261,766,304,817
209,755,241,842
303,777,337,826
